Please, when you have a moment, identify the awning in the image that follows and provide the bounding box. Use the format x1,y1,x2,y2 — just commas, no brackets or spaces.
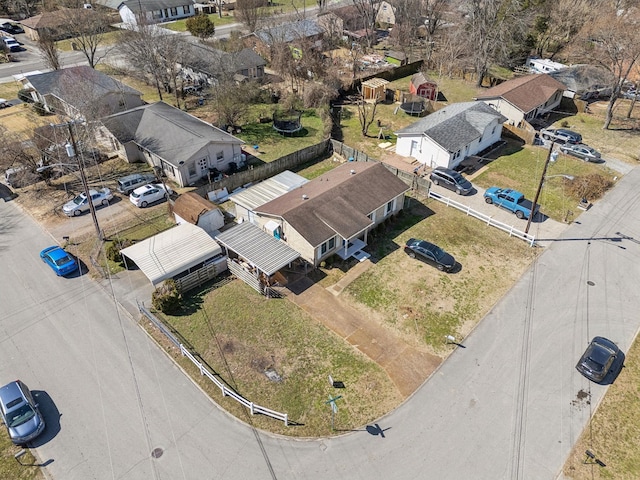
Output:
120,223,222,285
215,221,300,276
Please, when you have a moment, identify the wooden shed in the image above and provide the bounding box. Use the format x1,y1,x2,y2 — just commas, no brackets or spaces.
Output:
361,78,389,102
409,73,438,101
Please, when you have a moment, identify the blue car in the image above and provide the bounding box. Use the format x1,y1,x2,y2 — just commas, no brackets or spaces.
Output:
40,246,78,276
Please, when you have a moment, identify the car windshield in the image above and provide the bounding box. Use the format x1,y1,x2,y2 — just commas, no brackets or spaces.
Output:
431,246,446,260
6,403,35,428
72,195,86,205
54,255,72,266
131,191,141,198
450,172,465,183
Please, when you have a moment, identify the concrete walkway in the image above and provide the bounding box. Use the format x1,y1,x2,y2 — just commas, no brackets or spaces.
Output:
286,260,441,397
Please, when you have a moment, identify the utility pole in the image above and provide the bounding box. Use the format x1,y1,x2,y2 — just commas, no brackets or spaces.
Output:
525,141,557,234
65,121,103,241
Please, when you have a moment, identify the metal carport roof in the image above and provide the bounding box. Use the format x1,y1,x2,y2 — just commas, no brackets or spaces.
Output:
120,223,222,285
214,222,300,276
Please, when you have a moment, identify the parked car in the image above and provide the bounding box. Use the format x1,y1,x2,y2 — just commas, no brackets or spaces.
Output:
0,380,45,445
483,187,538,220
129,183,172,208
0,22,24,34
559,143,602,162
540,128,582,144
576,336,623,384
430,167,473,195
2,37,21,52
116,172,157,195
62,188,113,216
40,245,79,276
404,238,456,272
0,98,10,108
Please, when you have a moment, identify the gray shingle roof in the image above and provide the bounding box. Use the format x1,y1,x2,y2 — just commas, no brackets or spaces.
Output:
255,162,409,246
96,0,194,11
395,101,507,152
101,101,243,168
25,66,141,103
181,41,266,78
254,19,324,45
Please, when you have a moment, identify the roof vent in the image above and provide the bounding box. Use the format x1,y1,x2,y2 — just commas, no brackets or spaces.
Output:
350,169,356,175
302,194,309,200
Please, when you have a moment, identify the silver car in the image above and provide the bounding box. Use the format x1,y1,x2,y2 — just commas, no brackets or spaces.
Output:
559,143,602,162
62,188,113,216
0,380,45,445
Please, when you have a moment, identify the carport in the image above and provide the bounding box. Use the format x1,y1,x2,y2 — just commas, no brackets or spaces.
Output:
214,221,301,295
120,223,227,288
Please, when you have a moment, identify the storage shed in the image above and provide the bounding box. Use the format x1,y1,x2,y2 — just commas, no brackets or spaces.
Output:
173,191,225,236
361,78,389,102
409,73,438,101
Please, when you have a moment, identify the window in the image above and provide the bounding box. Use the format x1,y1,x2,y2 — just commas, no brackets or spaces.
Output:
385,200,394,215
183,5,191,14
320,242,327,255
198,158,207,171
170,7,178,16
328,237,335,250
188,162,197,176
216,151,224,161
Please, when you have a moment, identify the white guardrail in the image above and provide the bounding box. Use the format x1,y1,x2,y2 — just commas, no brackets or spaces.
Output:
428,190,536,247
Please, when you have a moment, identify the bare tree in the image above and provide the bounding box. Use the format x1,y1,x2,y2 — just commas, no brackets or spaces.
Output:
391,0,423,57
352,0,382,49
64,7,112,68
578,0,640,129
37,28,62,70
210,79,251,127
236,0,266,32
531,0,591,59
355,89,379,136
463,0,527,87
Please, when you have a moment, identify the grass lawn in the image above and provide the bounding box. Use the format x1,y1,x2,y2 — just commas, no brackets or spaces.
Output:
151,280,402,437
162,13,237,32
471,140,619,223
0,435,44,480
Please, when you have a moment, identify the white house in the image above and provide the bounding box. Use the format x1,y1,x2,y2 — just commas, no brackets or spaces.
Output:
474,74,567,127
95,0,196,26
395,102,506,169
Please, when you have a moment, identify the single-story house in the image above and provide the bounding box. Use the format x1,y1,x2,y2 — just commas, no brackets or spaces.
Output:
21,66,144,119
99,101,245,187
474,74,567,127
120,222,227,291
395,101,507,169
173,191,225,235
252,19,324,59
252,161,409,267
178,43,266,85
409,72,438,101
317,5,369,38
20,8,73,41
95,0,196,26
229,170,309,224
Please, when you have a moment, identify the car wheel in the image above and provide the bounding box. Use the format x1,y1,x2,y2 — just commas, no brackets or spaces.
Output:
141,201,148,208
437,264,445,271
433,179,439,186
542,134,550,140
516,210,525,219
485,197,493,204
101,199,109,206
455,188,462,195
73,209,81,216
408,251,416,259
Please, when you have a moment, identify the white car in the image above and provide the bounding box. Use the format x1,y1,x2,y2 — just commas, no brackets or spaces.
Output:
62,188,113,216
129,183,172,208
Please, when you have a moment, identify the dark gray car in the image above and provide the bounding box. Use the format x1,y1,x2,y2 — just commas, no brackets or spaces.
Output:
430,167,473,195
0,380,45,445
576,336,623,384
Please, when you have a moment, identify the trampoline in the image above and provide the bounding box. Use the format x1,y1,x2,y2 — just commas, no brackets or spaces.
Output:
273,110,303,135
400,101,426,116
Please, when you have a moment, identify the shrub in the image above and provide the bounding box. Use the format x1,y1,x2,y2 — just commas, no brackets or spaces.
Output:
152,279,182,314
567,173,613,201
17,89,33,103
106,239,134,265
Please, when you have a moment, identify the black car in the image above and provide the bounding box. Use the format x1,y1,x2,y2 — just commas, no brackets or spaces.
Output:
404,238,455,272
0,22,24,35
430,167,473,195
576,336,623,384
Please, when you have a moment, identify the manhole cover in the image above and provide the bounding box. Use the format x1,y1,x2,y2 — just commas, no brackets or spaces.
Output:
587,281,595,286
151,447,164,459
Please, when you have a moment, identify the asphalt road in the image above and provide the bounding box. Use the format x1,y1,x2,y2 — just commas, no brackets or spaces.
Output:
2,165,640,479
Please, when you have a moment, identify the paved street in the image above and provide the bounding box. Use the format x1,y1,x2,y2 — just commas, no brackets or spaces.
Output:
2,165,639,479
